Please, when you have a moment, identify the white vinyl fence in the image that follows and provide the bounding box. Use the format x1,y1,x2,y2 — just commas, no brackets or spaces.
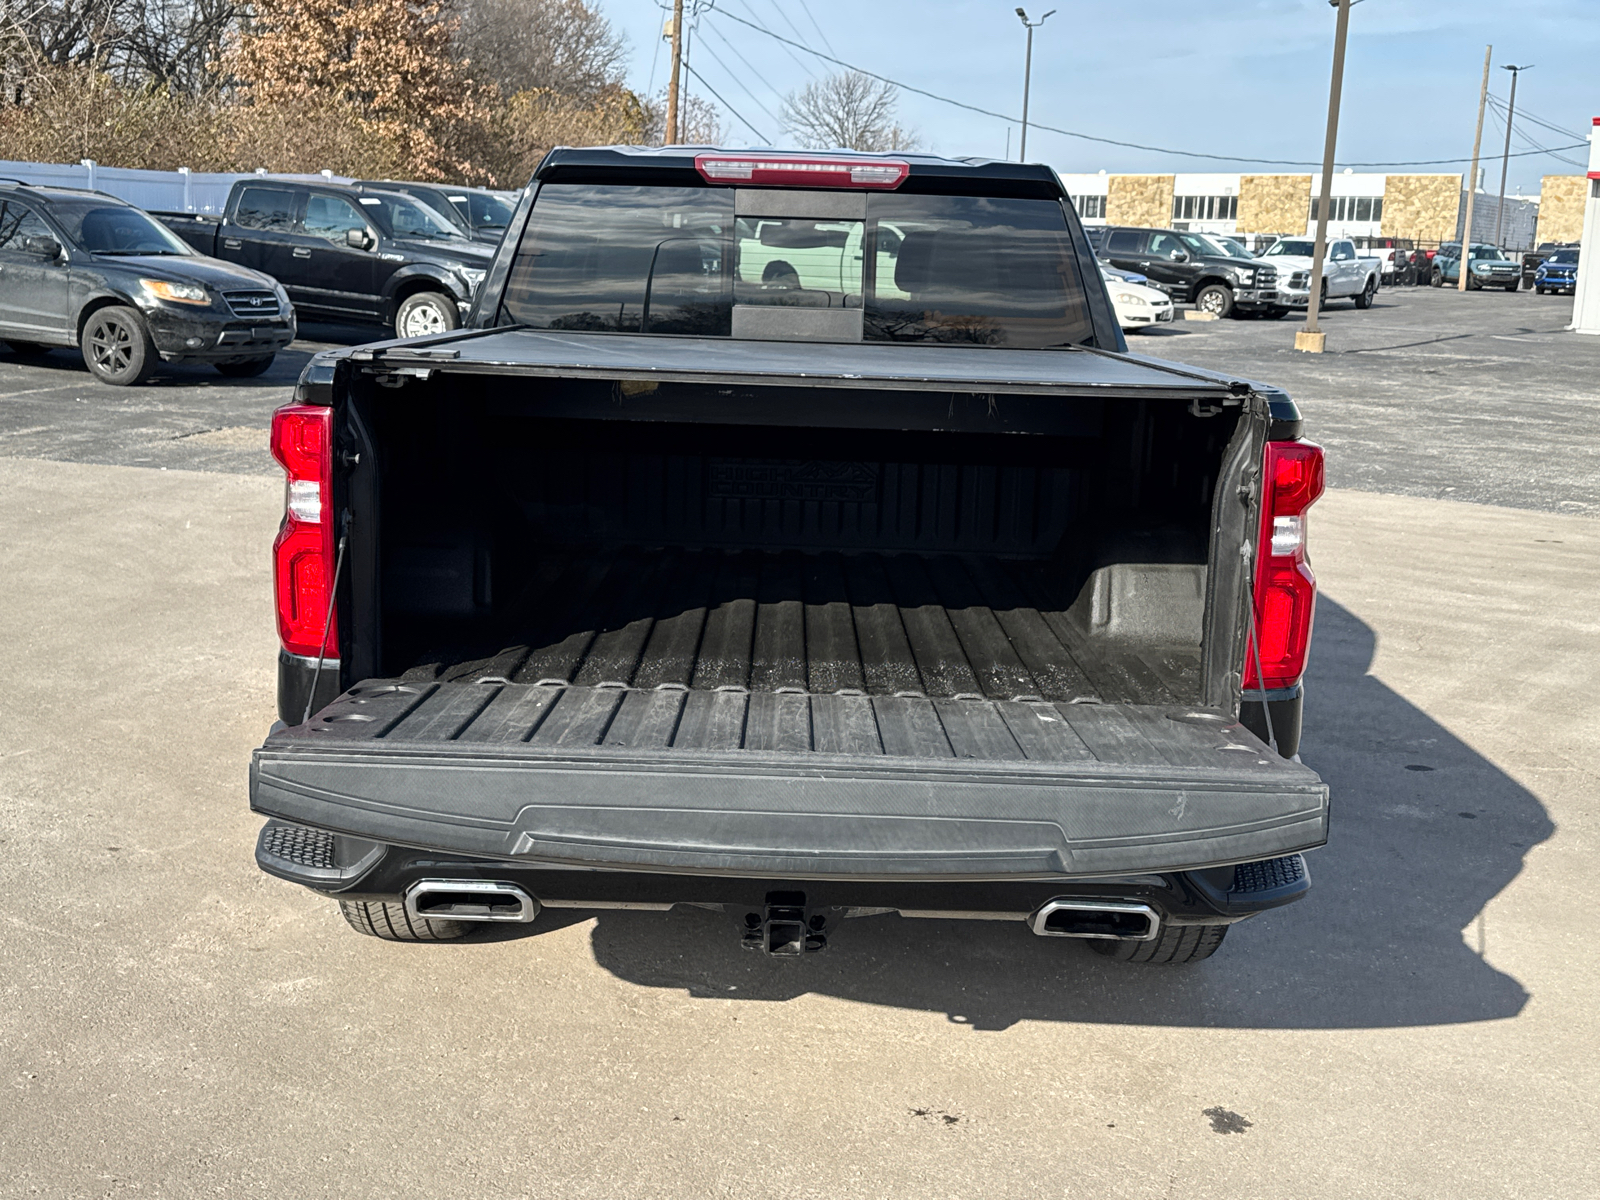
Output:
0,158,350,213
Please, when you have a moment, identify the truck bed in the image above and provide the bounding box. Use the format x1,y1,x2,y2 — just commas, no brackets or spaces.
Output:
398,547,1201,706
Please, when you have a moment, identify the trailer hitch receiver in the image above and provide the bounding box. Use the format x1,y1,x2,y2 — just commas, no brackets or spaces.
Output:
742,891,831,955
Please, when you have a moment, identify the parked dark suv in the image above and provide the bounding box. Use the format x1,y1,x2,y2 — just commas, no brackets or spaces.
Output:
0,181,295,385
1089,226,1288,318
355,180,517,245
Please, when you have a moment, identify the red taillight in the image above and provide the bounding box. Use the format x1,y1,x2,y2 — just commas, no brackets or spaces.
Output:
694,153,909,189
1243,439,1325,691
270,404,337,659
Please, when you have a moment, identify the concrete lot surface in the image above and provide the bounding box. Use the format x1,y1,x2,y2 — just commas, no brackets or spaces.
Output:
1138,286,1600,516
2,291,1598,1197
3,459,1596,1199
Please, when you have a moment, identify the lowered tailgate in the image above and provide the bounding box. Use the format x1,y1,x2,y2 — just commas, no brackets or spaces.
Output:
251,681,1327,880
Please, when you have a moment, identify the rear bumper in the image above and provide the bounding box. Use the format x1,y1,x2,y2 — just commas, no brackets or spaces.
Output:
255,818,1315,923
249,684,1329,882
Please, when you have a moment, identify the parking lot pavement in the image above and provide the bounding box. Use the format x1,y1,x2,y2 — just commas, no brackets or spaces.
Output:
1135,286,1600,516
0,322,372,475
2,456,1596,1198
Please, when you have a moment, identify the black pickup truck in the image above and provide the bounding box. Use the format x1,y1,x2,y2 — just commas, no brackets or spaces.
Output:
250,149,1328,964
157,179,494,339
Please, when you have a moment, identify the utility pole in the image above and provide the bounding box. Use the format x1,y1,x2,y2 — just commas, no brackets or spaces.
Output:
1458,45,1492,291
664,0,684,145
1015,7,1054,162
1494,63,1534,248
1295,0,1352,354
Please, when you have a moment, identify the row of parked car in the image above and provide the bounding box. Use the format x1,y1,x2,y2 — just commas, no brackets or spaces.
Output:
1088,224,1384,333
0,175,516,385
1091,225,1583,334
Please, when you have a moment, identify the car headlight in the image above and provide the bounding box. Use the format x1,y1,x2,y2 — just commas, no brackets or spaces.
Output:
139,278,210,306
1114,292,1149,306
456,267,487,294
1471,262,1492,274
1233,269,1256,286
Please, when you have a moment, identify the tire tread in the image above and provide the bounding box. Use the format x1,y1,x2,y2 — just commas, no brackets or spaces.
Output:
339,899,472,941
1088,922,1228,964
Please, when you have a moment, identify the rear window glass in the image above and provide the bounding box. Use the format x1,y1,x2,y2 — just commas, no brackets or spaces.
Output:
235,187,297,231
500,184,1094,347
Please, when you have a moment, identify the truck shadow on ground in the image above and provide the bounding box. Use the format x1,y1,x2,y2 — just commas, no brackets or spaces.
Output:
572,596,1550,1031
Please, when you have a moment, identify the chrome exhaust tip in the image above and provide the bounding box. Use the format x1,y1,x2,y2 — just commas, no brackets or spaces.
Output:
404,879,540,923
1028,899,1160,941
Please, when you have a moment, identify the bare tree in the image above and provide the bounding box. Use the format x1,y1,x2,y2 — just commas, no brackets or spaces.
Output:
454,0,625,100
781,70,917,152
643,90,721,146
0,0,240,94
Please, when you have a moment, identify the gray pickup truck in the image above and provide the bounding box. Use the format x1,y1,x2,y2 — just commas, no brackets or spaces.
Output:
251,148,1328,964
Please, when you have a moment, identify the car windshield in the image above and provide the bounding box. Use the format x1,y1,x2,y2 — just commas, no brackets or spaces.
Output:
457,191,515,231
1263,239,1315,257
1548,249,1579,264
1207,235,1254,259
1470,245,1505,260
356,192,468,240
53,203,192,255
500,184,1097,348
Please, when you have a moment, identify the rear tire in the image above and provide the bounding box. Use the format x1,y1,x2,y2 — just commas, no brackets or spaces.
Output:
1088,922,1229,964
394,291,459,340
1503,282,1518,292
339,899,475,941
215,355,274,378
1353,277,1376,309
1194,283,1234,319
80,306,155,385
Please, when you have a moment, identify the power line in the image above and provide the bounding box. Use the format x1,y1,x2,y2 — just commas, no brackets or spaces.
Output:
796,0,839,56
734,0,818,80
682,60,770,143
1488,95,1586,141
710,8,1591,169
695,32,783,127
1486,95,1587,166
1484,96,1587,160
765,0,818,51
702,21,787,120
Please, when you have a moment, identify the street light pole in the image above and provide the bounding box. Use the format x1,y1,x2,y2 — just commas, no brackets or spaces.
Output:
1295,0,1352,353
1494,64,1534,248
1015,7,1054,162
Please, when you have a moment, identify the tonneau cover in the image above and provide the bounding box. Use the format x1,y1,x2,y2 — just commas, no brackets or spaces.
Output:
351,328,1242,399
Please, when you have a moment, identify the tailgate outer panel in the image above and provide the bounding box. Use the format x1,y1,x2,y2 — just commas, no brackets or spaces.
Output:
252,705,1327,880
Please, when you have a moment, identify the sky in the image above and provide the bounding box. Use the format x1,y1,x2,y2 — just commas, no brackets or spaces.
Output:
601,0,1598,195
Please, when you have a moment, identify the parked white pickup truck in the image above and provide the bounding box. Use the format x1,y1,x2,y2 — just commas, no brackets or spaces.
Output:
1259,237,1381,309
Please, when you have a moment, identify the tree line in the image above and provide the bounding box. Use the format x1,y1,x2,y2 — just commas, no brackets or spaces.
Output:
0,0,916,184
0,0,717,184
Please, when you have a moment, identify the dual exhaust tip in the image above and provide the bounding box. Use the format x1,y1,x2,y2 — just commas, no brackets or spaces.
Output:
406,879,539,924
1028,899,1161,942
406,880,1160,944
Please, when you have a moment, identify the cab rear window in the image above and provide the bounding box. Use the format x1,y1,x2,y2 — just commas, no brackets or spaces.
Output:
499,184,1095,348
